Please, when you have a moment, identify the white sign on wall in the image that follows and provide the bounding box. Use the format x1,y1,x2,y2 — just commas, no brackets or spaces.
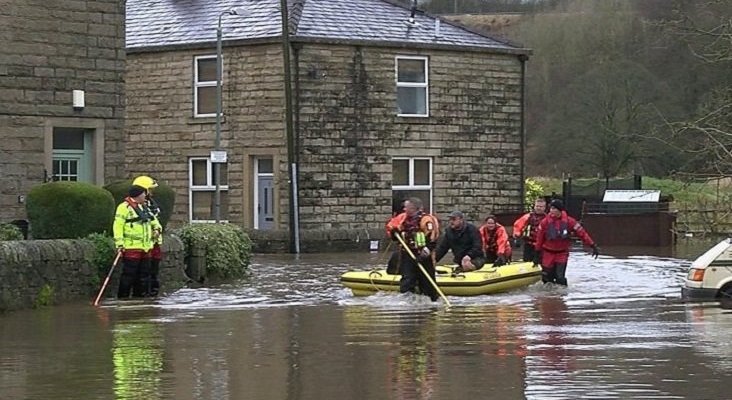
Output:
210,150,227,163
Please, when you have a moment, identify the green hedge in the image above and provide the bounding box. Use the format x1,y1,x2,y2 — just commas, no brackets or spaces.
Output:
26,181,115,239
176,223,253,279
104,180,175,229
0,223,23,241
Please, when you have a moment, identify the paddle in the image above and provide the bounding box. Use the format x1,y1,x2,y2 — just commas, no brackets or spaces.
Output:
394,233,452,307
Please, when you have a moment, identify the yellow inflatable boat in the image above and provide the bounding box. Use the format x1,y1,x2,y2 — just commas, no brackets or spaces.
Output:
341,261,542,297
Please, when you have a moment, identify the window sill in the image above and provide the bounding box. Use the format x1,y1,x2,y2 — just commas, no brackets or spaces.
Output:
188,116,226,125
397,114,430,118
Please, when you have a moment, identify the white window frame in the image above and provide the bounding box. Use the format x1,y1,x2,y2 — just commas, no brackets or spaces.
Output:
194,55,218,118
392,157,433,211
395,55,429,117
189,157,229,223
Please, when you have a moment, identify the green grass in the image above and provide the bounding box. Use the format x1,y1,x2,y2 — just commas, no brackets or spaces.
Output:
530,176,729,205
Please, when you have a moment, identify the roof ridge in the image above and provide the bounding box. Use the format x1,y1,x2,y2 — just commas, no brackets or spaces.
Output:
376,0,524,49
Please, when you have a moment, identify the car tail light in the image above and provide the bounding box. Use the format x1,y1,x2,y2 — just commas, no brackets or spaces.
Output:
687,268,705,281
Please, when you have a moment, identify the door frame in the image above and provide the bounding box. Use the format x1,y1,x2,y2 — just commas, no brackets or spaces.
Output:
44,118,106,185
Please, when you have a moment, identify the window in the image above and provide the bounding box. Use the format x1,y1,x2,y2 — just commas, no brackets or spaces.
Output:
51,127,93,182
189,157,229,222
194,55,217,117
396,56,429,117
392,157,432,214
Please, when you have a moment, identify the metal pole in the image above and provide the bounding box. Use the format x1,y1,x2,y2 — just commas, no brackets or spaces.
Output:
214,15,223,223
280,0,299,253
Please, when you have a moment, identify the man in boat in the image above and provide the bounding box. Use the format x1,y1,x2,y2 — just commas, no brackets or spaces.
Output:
479,214,512,267
385,198,440,301
433,211,485,273
113,185,162,298
533,199,599,285
512,197,547,262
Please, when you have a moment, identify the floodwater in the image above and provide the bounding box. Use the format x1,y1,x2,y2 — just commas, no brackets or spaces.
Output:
1,241,730,400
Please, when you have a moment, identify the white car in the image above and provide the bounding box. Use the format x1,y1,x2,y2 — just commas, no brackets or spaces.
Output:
682,238,732,299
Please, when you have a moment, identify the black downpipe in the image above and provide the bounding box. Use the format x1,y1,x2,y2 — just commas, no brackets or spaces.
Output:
518,54,528,211
280,0,298,253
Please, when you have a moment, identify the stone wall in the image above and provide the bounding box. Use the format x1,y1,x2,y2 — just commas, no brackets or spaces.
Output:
125,41,524,232
0,0,126,224
246,227,386,253
296,44,524,229
125,45,287,228
0,235,187,312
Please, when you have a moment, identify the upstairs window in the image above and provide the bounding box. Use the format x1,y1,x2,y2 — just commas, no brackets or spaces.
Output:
396,56,429,117
194,55,217,117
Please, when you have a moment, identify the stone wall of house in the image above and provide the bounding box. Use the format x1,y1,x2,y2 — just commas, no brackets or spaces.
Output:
125,41,524,233
0,236,187,312
125,44,287,228
0,0,126,225
295,43,525,229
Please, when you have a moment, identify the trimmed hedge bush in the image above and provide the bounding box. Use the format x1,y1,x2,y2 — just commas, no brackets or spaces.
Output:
176,223,253,279
0,223,23,241
26,181,115,239
104,180,176,229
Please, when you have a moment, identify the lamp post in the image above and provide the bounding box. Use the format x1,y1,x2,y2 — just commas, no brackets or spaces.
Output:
214,8,244,223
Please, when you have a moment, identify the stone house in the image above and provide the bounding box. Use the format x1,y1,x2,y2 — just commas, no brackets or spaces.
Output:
126,0,529,247
0,0,126,232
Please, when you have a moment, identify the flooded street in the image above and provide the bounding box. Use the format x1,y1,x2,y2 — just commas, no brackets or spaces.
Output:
1,242,730,399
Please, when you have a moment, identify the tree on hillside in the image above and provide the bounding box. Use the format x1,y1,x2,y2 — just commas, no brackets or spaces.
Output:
542,60,671,179
653,0,732,179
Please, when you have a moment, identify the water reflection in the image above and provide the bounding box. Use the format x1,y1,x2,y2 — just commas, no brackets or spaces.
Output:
1,244,731,400
111,314,164,400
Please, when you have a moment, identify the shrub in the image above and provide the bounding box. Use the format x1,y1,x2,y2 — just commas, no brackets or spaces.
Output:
0,223,23,241
104,180,176,229
84,233,117,285
26,181,115,239
176,223,253,279
524,178,545,210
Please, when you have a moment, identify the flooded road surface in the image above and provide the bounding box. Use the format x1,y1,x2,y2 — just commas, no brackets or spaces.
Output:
1,244,730,399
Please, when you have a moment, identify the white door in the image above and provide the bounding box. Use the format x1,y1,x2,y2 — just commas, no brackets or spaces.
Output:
255,158,274,230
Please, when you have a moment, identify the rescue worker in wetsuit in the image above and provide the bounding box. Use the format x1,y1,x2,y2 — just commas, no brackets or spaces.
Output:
132,175,162,296
479,214,512,267
114,185,162,298
433,211,485,273
385,197,440,301
534,199,599,286
512,197,547,262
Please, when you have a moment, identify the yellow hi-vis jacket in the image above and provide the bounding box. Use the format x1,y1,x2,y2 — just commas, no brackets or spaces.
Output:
113,198,161,251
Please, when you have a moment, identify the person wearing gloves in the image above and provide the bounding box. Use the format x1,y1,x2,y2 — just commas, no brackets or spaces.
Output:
132,175,163,296
113,185,162,298
385,198,440,301
512,197,547,262
479,214,512,267
534,199,599,286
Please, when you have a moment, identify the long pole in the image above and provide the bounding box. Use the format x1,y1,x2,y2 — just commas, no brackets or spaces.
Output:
394,233,451,307
214,15,223,223
93,249,123,306
280,0,298,253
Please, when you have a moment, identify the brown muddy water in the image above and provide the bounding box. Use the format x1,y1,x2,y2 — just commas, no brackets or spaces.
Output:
1,240,730,399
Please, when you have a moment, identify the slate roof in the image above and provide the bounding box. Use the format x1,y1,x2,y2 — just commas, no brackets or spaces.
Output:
126,0,525,53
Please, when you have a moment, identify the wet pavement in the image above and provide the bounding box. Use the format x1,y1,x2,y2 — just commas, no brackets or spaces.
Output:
1,242,730,399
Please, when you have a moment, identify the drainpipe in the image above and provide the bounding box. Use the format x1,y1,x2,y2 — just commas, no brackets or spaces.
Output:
518,53,528,211
280,0,299,253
